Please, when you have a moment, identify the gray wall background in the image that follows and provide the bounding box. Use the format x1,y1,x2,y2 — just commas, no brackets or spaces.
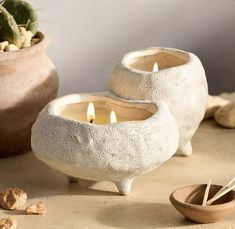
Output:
31,0,235,95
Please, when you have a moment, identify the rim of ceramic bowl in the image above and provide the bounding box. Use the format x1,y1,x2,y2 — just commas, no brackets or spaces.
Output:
170,184,235,211
47,93,166,127
120,47,193,75
0,31,49,62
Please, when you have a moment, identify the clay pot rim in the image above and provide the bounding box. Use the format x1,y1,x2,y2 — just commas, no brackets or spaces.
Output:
0,31,49,62
47,92,168,126
121,47,193,75
170,184,235,211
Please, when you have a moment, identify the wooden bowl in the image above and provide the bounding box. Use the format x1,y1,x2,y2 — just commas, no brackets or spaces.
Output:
170,184,235,223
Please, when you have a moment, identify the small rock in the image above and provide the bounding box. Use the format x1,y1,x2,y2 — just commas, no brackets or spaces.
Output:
204,95,229,119
0,41,9,51
22,31,33,48
0,217,17,229
0,188,27,210
214,102,235,128
19,27,27,37
26,202,46,215
5,44,19,52
19,27,28,48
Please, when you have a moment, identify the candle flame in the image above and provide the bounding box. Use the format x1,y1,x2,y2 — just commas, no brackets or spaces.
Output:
87,102,95,123
110,110,117,124
153,62,159,72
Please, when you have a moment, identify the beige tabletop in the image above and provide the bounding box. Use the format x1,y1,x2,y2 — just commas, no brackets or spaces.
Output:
0,93,235,229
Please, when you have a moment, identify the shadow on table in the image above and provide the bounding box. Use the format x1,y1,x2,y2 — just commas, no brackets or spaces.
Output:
97,202,193,228
0,152,120,198
3,209,26,216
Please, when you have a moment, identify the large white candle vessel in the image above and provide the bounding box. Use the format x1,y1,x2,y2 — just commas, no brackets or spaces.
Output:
31,93,179,195
110,47,208,156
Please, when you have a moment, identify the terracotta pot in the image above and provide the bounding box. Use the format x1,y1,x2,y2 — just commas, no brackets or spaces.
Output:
110,47,208,156
0,32,59,157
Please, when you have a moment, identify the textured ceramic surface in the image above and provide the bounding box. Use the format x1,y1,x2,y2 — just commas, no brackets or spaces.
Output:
170,184,235,224
31,93,179,195
110,47,208,156
0,32,59,157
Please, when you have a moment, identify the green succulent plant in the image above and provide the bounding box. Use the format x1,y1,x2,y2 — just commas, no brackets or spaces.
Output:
0,0,38,47
0,4,21,47
3,0,38,36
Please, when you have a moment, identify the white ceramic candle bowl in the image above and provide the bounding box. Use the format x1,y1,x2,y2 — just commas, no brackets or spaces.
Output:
31,93,179,195
110,47,208,156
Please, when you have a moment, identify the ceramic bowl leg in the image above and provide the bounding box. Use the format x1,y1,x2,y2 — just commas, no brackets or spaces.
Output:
67,176,79,183
115,178,134,195
179,141,192,157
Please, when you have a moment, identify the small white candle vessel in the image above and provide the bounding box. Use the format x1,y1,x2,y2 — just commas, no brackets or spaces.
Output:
31,93,179,195
110,47,208,156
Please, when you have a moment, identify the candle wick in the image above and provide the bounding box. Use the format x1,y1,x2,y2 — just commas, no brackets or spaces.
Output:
90,119,94,123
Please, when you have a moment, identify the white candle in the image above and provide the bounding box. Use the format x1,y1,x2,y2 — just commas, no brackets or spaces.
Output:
60,99,153,124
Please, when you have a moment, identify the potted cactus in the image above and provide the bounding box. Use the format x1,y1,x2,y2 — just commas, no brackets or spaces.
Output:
0,0,59,157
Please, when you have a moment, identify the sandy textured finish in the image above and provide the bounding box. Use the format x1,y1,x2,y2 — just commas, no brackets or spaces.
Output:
110,47,208,156
0,99,235,228
0,32,59,157
31,93,179,195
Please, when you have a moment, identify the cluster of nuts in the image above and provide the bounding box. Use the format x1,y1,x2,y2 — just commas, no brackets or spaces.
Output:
0,188,46,229
0,27,40,52
205,95,235,128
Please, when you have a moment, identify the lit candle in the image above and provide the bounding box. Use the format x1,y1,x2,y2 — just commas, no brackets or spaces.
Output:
60,97,154,124
152,62,159,72
87,103,118,124
110,110,117,123
87,102,95,123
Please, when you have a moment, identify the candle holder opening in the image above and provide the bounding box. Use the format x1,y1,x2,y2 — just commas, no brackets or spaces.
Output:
123,48,190,72
56,95,157,124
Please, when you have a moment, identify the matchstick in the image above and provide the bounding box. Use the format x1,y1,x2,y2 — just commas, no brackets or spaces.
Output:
207,183,235,206
216,177,235,195
202,179,211,206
